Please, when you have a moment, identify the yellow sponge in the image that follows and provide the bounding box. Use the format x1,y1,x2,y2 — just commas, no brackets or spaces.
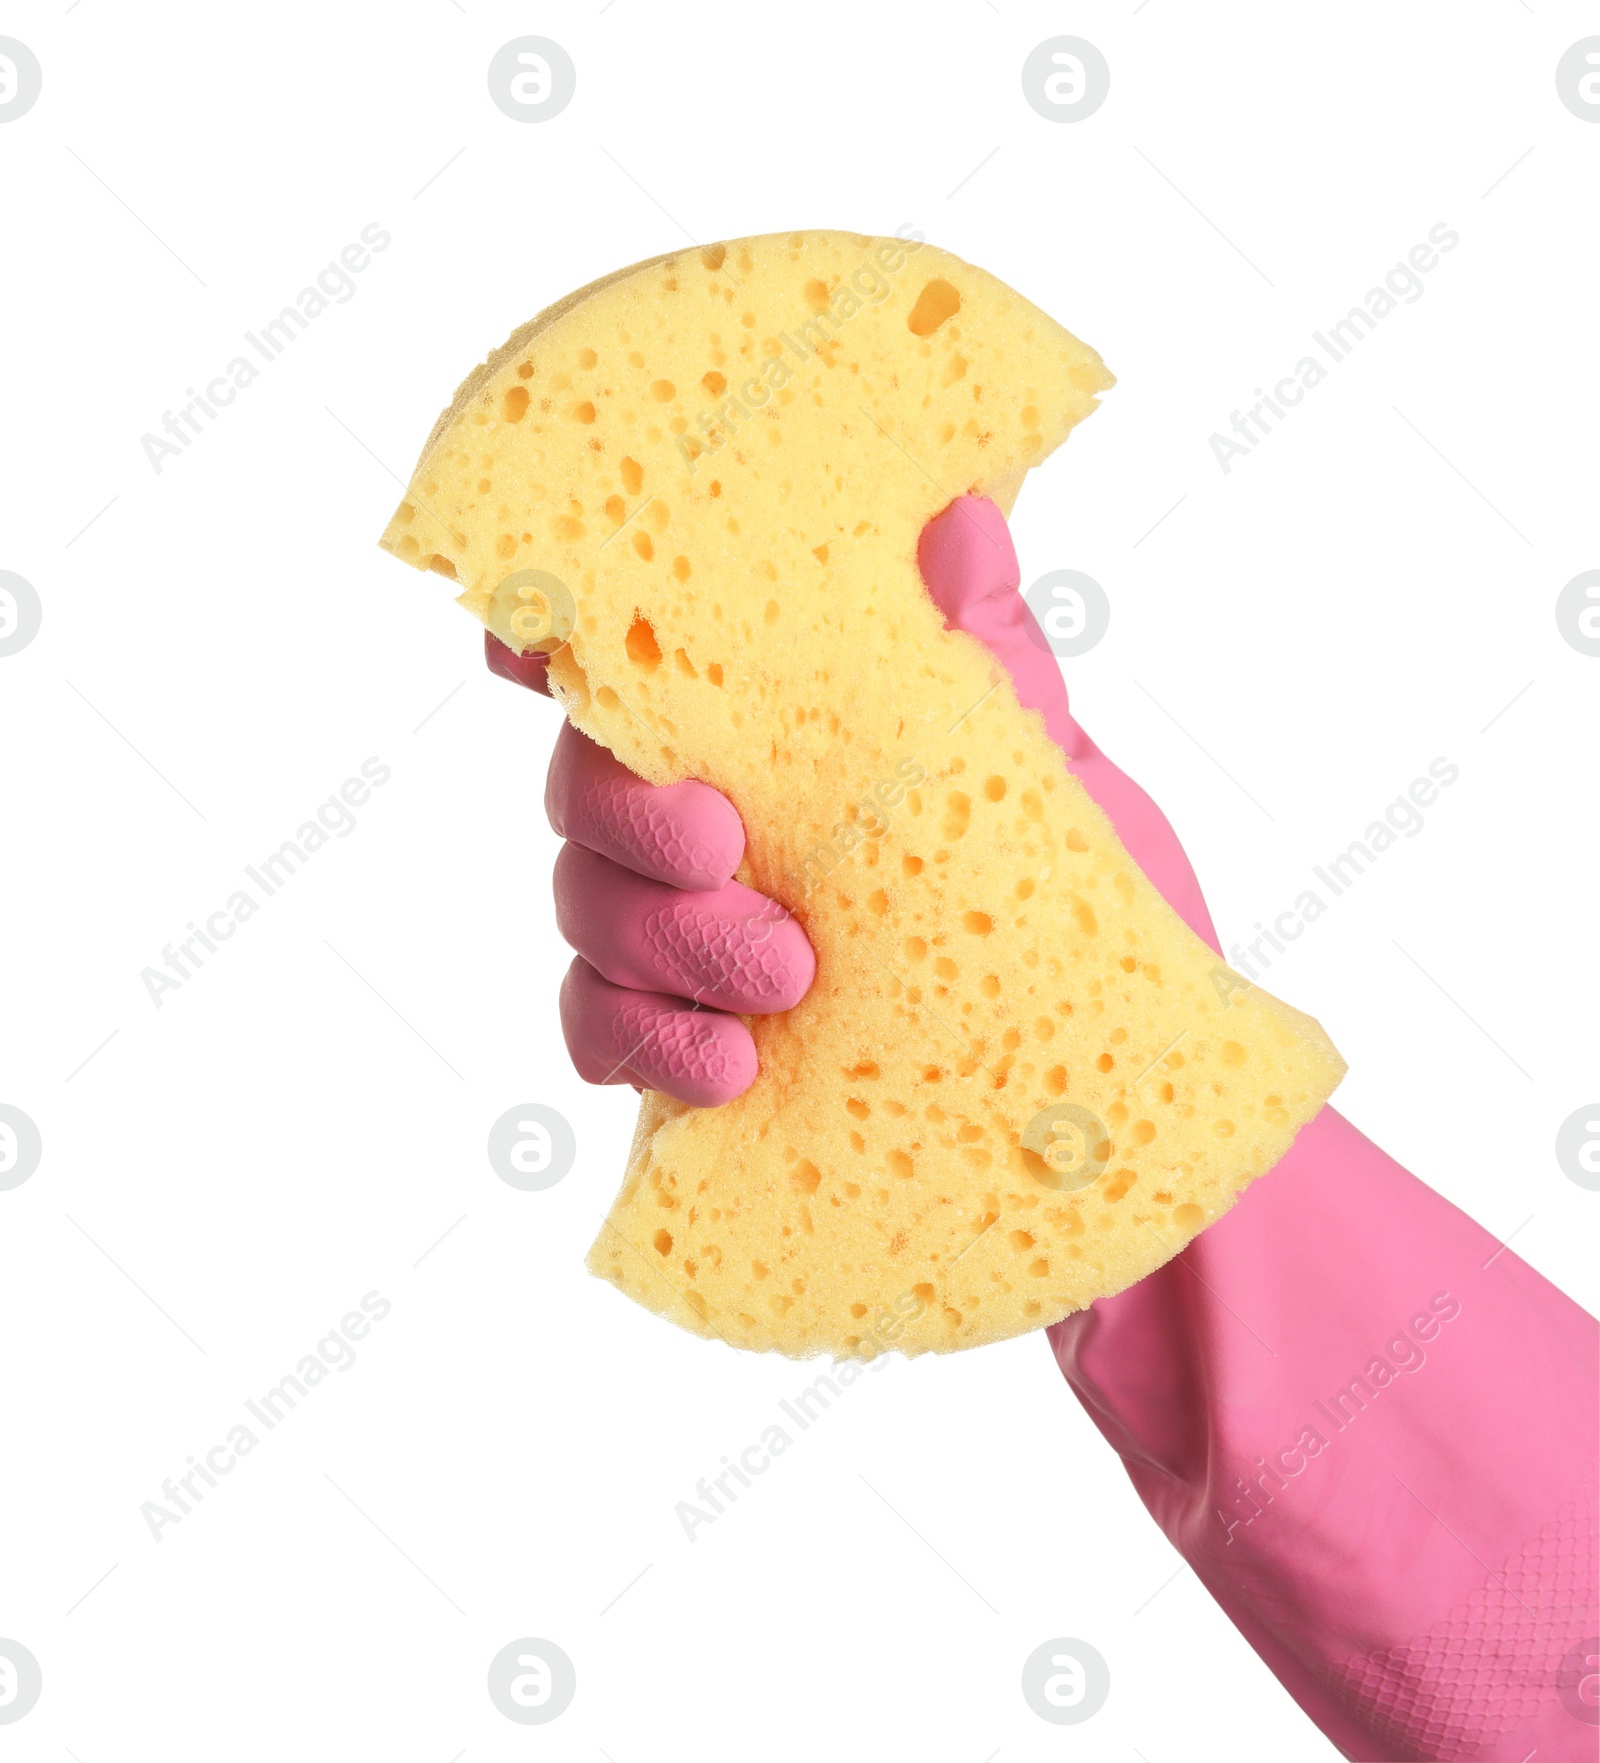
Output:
379,231,1345,1358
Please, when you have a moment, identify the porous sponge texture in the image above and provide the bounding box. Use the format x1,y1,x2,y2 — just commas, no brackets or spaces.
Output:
380,231,1345,1358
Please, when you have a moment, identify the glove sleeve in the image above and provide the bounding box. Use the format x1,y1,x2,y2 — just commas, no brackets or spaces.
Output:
920,498,1600,1761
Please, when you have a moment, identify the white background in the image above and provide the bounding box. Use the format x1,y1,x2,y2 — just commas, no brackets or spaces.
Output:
2,3,1597,1758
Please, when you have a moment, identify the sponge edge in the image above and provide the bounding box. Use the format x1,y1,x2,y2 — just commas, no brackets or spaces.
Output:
379,231,1346,1359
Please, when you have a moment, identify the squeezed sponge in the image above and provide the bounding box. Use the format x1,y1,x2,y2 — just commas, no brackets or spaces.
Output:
379,230,1345,1357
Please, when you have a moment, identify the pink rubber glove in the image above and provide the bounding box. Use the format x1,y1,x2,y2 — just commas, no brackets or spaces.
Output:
918,498,1600,1763
495,501,1597,1758
488,634,813,1106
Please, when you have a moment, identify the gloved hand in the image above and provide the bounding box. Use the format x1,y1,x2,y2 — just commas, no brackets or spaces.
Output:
487,631,813,1107
494,499,1598,1761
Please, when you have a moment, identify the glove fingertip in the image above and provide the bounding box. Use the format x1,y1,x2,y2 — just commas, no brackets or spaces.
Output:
916,495,1020,623
665,782,746,888
765,917,817,1014
626,1005,759,1107
486,629,553,696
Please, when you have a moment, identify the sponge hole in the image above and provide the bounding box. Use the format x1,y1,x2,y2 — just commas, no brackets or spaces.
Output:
625,616,662,670
908,278,961,337
789,1160,821,1194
